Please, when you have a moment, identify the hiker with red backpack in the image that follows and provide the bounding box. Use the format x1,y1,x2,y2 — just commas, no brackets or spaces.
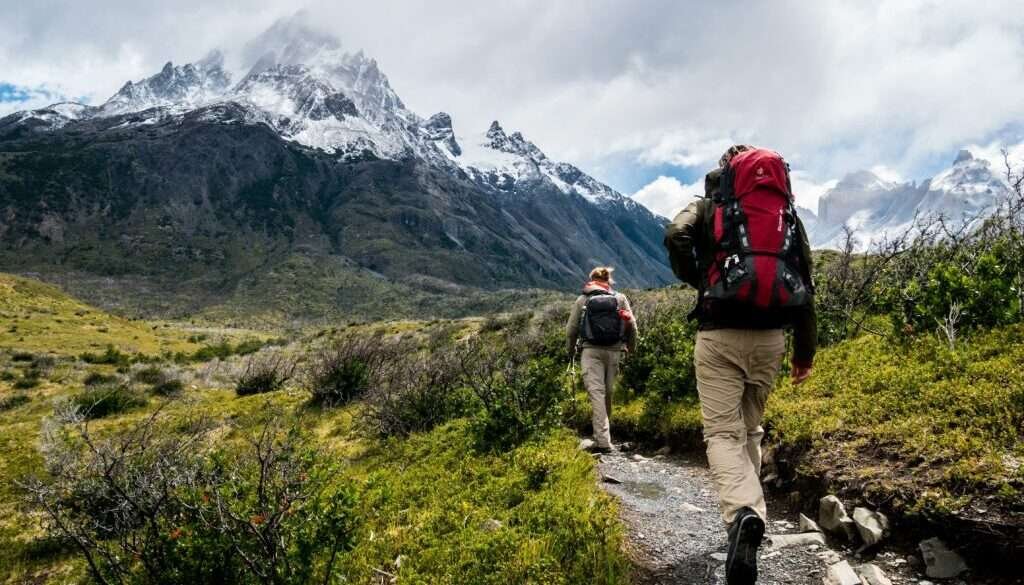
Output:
664,145,817,585
566,266,638,454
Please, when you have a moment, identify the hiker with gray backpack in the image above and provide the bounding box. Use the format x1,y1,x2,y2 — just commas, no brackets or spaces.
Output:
566,266,638,454
665,145,817,585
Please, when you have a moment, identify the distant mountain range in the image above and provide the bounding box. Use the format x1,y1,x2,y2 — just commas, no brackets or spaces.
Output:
0,17,671,321
800,149,1010,249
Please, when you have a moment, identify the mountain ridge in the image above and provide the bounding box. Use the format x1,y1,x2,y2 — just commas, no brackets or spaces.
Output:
806,149,1010,249
0,18,672,322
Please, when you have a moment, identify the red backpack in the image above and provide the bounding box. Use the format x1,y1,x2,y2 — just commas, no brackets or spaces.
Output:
703,148,811,308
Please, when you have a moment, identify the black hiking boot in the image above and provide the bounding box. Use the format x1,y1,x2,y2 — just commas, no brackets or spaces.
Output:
726,507,765,585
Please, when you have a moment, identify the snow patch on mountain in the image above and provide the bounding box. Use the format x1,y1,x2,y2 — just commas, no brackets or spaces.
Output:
809,149,1010,249
98,51,231,116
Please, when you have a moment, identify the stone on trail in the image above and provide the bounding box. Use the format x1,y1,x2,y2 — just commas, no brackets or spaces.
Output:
799,512,824,534
680,502,703,513
919,537,968,579
825,560,862,585
601,473,622,484
578,438,596,451
710,552,728,563
855,563,893,585
655,445,672,456
852,507,889,547
819,495,858,540
631,453,647,462
768,531,826,550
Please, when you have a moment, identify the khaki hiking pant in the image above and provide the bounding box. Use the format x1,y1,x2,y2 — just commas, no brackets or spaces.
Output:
581,346,622,449
694,328,785,525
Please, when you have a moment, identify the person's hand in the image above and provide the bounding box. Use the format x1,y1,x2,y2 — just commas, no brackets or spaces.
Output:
791,365,812,385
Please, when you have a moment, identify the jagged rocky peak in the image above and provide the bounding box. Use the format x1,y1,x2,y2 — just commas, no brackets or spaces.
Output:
953,149,974,165
483,121,544,159
234,64,358,122
241,15,406,122
422,112,460,155
100,50,231,115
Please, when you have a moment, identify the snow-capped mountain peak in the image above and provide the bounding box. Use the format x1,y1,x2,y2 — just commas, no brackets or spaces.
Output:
810,149,1010,249
3,17,644,214
98,50,231,116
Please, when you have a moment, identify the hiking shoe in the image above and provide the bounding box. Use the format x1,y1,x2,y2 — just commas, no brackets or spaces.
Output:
726,507,765,585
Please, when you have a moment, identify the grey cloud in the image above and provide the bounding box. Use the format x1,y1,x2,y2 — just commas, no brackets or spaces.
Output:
3,0,1024,190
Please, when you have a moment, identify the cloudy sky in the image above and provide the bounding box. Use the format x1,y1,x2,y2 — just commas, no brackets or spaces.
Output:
3,0,1024,217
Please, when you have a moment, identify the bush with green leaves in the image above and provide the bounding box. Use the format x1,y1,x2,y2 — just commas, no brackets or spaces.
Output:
619,301,697,400
70,383,148,419
461,336,567,452
363,346,474,438
21,409,359,585
235,351,295,397
80,346,131,367
0,394,30,411
83,371,117,387
881,237,1022,337
302,337,406,407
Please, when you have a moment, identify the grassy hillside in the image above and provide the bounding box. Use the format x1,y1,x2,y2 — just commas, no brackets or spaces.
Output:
0,275,626,585
0,273,266,356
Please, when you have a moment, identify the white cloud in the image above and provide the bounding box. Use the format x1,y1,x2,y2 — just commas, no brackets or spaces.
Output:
3,0,1024,188
789,171,839,215
632,175,703,219
963,140,1024,179
869,165,903,184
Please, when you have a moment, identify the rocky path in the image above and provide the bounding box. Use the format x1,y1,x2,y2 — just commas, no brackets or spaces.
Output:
595,448,933,585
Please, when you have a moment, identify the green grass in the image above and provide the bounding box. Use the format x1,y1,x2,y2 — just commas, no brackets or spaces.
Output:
0,273,263,357
0,282,628,585
337,421,627,584
767,324,1024,516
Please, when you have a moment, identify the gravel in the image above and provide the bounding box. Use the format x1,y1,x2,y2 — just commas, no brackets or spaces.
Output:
595,450,925,585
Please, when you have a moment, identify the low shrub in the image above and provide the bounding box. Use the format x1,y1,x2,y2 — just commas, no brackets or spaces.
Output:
12,375,40,390
461,336,567,452
132,365,167,385
21,411,359,585
0,394,29,411
619,301,697,400
150,378,184,396
80,346,131,367
235,351,295,396
70,383,147,419
303,337,403,407
83,371,117,387
363,347,474,437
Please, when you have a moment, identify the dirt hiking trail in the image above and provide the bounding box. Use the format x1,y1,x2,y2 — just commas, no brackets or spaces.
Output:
596,448,943,585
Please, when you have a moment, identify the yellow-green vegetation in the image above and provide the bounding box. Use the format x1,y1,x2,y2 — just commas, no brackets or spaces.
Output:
601,323,1024,521
338,422,626,583
0,380,626,584
768,324,1024,516
0,273,261,357
0,280,627,584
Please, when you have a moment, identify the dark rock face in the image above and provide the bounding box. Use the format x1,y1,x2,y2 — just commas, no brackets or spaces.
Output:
0,19,673,320
0,109,671,318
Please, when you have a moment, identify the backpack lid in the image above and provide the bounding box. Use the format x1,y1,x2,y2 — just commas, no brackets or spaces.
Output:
728,148,792,201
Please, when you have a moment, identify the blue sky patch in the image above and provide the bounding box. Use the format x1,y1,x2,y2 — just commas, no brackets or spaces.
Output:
0,82,62,104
